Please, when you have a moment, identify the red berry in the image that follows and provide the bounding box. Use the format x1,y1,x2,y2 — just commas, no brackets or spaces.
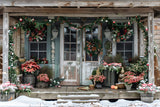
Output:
113,21,116,24
146,64,149,66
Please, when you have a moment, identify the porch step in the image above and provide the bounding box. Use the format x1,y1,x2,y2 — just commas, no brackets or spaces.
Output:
57,94,100,103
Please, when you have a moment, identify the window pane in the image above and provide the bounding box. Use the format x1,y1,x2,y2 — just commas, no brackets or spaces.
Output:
39,52,46,58
64,52,69,60
30,52,38,59
64,34,70,42
71,44,76,52
71,53,76,61
30,43,38,50
71,34,76,42
39,43,47,50
117,43,124,50
64,44,70,51
71,28,76,33
125,43,132,50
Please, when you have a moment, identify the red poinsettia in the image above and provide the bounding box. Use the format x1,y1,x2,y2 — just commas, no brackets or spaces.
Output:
21,60,40,74
37,74,49,82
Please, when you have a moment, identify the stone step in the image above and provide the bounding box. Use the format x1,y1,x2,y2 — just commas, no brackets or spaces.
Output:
57,94,100,103
57,99,99,103
57,94,100,100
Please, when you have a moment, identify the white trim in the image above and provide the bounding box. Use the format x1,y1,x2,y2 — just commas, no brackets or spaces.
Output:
139,29,145,56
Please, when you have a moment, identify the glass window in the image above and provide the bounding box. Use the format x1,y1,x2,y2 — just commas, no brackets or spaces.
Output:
29,28,48,64
64,26,77,61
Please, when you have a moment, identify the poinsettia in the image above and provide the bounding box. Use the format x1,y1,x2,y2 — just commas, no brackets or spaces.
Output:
37,74,49,82
21,60,40,74
137,83,157,94
89,75,106,83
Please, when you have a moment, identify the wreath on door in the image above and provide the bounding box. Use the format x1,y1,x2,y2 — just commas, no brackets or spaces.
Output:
85,38,102,57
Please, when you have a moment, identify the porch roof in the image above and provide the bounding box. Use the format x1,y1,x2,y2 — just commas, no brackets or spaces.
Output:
0,0,160,8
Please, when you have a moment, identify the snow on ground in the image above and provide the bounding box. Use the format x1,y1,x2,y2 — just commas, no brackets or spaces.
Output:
0,95,160,107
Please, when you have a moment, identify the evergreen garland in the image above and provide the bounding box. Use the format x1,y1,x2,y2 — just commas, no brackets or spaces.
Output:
8,16,148,83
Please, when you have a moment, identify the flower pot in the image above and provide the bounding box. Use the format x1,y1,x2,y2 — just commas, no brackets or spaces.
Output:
95,82,102,89
36,81,49,88
0,92,16,101
24,74,35,87
125,84,132,91
140,93,154,103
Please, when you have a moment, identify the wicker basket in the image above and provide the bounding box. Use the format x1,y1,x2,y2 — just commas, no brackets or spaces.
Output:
116,83,125,89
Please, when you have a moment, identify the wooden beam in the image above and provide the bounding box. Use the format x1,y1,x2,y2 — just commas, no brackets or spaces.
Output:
148,13,154,84
4,7,153,14
2,12,9,83
4,7,153,17
1,0,160,7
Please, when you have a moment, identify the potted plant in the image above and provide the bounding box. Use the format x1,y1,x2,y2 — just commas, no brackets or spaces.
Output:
21,60,40,87
0,81,17,101
89,74,106,88
36,73,50,88
121,71,144,90
137,82,157,103
17,83,33,96
102,61,122,87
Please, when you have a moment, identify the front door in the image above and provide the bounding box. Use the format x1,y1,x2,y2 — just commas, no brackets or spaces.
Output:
60,24,80,85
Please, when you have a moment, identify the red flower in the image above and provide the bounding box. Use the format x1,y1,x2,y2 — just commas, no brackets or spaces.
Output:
146,63,149,66
128,22,130,25
13,26,16,30
8,66,10,70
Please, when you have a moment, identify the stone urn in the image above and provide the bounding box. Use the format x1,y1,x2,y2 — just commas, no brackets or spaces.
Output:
23,74,35,87
140,93,154,103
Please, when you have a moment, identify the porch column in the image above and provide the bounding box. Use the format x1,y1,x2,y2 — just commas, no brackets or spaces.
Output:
134,21,138,57
2,12,9,83
139,29,145,56
148,13,154,84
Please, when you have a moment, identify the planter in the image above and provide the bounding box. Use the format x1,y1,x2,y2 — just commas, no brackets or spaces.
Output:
36,82,49,88
140,93,154,103
125,84,132,91
89,84,95,90
95,82,102,89
103,70,118,87
0,92,15,101
23,74,35,87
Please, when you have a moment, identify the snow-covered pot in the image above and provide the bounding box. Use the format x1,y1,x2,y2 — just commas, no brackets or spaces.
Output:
140,93,154,103
0,92,16,101
24,74,35,87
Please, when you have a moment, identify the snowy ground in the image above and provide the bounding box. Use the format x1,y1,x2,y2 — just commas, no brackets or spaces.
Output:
0,95,160,107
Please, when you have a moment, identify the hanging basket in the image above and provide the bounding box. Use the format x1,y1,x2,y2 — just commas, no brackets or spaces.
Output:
140,93,154,103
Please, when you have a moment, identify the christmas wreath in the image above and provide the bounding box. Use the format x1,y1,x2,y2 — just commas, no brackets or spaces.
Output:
85,38,102,57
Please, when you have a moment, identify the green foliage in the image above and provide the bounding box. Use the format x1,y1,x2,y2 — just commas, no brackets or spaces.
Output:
127,57,148,76
39,66,53,79
50,77,65,87
92,69,97,75
103,54,123,64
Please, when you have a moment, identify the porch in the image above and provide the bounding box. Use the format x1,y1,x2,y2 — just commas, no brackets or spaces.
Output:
25,86,160,100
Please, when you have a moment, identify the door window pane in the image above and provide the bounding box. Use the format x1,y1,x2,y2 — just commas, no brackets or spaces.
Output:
64,25,77,61
85,26,99,61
